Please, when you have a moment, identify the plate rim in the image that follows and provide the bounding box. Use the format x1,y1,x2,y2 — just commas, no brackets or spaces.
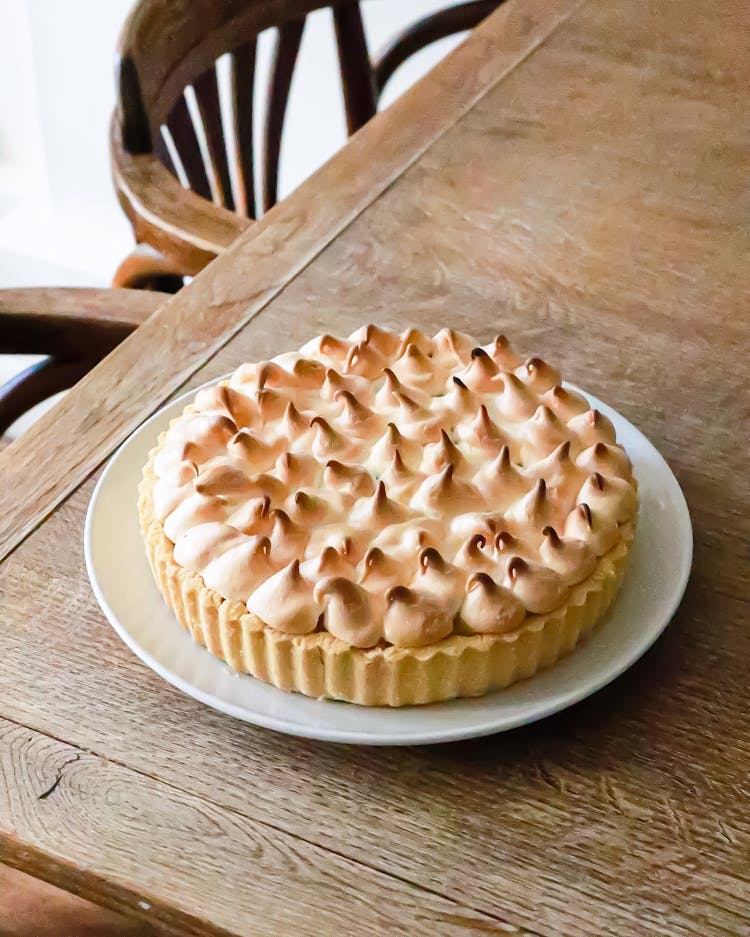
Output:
84,377,692,745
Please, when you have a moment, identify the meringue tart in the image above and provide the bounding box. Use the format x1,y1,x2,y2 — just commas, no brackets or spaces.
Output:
139,327,637,706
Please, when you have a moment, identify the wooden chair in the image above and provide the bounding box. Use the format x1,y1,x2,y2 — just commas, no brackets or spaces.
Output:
111,0,500,289
0,288,166,437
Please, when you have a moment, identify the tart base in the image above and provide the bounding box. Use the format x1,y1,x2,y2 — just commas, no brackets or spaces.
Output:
139,438,635,707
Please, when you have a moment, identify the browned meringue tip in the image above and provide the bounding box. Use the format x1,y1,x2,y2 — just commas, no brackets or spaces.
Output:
494,530,517,552
418,546,447,571
453,375,468,389
318,334,350,356
488,334,522,368
472,404,503,443
344,340,385,375
256,361,287,389
280,400,308,433
254,387,287,421
322,367,346,392
291,357,326,387
506,556,529,580
591,472,605,490
210,385,246,421
381,367,402,390
310,415,341,447
363,546,385,567
542,525,561,546
435,327,472,359
335,389,378,429
254,535,272,558
399,341,432,368
315,546,349,575
466,570,495,591
228,429,263,454
290,490,327,523
521,356,561,389
465,532,487,554
193,464,251,496
396,327,432,357
532,478,547,501
577,503,593,527
313,574,358,603
532,404,562,426
554,439,572,461
323,459,374,496
435,429,464,468
385,584,415,606
270,508,304,535
393,388,422,412
356,323,399,353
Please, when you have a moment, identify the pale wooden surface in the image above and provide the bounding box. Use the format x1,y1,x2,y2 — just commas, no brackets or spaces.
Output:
1,0,749,935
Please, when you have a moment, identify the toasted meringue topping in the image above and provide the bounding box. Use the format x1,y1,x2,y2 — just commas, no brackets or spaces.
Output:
351,481,409,529
194,384,255,428
515,357,561,394
323,460,375,498
155,326,636,646
504,556,568,614
456,404,507,454
485,334,522,370
454,534,496,573
274,451,320,487
358,546,403,591
459,348,500,392
522,405,570,459
314,577,382,647
421,430,467,476
380,450,424,499
577,472,637,523
344,341,387,378
544,385,590,421
269,509,309,564
459,573,525,635
412,548,466,614
433,328,474,365
472,446,527,505
540,527,597,585
567,409,617,446
246,560,320,634
494,373,538,421
576,442,633,479
564,503,620,556
383,586,453,648
410,465,483,515
348,323,401,357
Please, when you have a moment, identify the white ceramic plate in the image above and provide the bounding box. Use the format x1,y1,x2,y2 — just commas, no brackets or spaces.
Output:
85,378,691,745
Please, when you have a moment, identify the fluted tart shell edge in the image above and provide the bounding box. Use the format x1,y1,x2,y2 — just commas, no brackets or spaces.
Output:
139,438,635,707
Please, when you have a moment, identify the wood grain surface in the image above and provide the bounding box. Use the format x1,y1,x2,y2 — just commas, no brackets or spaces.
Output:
0,0,579,564
1,0,749,934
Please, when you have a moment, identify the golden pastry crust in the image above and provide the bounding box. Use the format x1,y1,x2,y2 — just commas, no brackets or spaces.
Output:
140,442,635,706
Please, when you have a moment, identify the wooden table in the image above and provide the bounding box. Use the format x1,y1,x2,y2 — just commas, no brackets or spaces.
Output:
1,0,748,933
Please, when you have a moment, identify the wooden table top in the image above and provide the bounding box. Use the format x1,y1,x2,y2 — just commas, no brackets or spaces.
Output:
1,0,748,934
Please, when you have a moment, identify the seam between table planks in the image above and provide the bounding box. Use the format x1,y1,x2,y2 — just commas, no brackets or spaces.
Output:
0,712,538,937
0,0,586,564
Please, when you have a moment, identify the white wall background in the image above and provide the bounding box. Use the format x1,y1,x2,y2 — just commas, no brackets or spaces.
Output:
0,0,467,288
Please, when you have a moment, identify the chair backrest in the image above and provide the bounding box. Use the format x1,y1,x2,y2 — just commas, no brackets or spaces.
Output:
115,0,376,219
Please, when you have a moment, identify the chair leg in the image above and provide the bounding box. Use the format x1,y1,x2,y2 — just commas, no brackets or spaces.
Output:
113,244,185,293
